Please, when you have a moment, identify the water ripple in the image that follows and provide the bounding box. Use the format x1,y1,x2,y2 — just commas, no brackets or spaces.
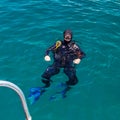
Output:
0,1,120,119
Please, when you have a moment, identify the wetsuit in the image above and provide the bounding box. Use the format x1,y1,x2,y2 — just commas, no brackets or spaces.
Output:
41,40,85,88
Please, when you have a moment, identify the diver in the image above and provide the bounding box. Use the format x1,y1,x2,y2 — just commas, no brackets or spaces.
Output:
42,30,85,98
28,29,85,103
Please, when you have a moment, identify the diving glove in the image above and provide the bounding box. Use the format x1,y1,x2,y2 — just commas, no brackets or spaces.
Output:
44,55,51,61
73,58,81,64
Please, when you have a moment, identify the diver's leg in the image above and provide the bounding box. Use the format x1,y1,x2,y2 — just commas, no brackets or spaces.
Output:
28,65,60,104
62,67,78,96
64,67,78,86
41,65,60,88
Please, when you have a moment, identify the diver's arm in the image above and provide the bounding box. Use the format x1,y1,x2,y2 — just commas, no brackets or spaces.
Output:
73,44,86,64
44,44,56,62
77,49,86,59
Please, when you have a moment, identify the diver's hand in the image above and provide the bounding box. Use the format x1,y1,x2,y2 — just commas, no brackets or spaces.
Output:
44,55,51,61
73,58,81,64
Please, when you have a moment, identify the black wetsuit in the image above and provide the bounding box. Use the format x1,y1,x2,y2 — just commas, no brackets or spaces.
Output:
41,40,85,88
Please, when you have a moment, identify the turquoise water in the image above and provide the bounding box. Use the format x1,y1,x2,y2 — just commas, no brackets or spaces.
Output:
0,0,120,120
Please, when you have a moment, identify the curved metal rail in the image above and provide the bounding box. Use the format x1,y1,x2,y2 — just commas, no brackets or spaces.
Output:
0,80,32,120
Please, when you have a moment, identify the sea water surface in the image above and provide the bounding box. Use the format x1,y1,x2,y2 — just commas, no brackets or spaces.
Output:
0,0,120,120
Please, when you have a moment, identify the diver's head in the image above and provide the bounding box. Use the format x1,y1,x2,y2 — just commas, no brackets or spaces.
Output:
63,29,72,43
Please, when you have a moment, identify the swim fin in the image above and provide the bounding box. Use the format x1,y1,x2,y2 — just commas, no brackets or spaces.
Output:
28,87,45,104
49,83,69,101
49,90,66,101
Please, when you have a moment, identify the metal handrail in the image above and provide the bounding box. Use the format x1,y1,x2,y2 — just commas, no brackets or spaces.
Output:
0,80,32,120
